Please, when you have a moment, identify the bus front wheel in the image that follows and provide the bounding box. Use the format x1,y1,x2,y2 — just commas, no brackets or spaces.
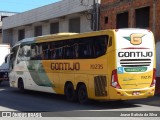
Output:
64,82,77,102
77,84,88,104
18,79,24,91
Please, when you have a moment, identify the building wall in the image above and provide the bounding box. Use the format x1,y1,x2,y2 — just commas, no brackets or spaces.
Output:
59,18,68,32
156,1,160,41
3,29,13,44
2,0,93,46
0,12,17,43
2,0,93,30
81,14,92,32
3,14,91,46
100,0,160,42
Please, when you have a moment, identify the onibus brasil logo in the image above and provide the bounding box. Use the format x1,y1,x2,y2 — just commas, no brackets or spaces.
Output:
124,33,145,45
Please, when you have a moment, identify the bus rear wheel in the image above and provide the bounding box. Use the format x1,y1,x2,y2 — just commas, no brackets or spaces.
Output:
64,82,77,102
77,84,88,104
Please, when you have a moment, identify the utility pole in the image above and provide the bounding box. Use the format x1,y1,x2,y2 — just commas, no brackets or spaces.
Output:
92,0,100,31
80,0,100,31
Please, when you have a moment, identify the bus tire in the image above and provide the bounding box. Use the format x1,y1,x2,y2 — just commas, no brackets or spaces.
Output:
77,84,88,104
64,82,77,102
18,79,25,91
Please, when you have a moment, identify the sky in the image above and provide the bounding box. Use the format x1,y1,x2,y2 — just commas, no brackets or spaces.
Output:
0,0,61,13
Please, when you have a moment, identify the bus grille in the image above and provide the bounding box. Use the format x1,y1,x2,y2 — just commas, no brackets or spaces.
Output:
120,59,151,67
94,76,107,96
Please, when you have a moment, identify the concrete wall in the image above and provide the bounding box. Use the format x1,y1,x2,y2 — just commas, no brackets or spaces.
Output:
2,0,93,46
0,11,17,43
3,14,91,46
3,29,13,45
2,0,93,30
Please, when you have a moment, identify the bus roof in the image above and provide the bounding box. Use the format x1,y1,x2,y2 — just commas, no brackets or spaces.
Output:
12,37,35,48
36,33,78,41
35,29,150,43
12,28,152,46
35,30,115,43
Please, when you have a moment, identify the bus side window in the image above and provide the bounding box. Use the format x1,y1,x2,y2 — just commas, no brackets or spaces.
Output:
78,43,84,58
42,43,51,60
38,44,43,60
56,48,63,59
53,41,65,60
64,41,74,59
31,44,41,60
9,46,19,70
18,44,31,62
74,43,79,59
76,38,93,59
94,36,108,57
87,38,94,58
32,44,43,60
50,42,56,59
31,45,36,60
19,47,23,56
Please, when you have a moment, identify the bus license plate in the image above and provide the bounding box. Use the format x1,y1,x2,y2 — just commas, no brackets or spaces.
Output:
132,91,140,95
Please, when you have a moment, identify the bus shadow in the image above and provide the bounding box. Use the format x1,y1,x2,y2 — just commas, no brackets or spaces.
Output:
0,81,158,112
3,88,139,112
126,94,160,108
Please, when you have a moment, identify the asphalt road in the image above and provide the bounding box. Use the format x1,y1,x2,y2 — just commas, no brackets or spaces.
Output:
0,81,160,120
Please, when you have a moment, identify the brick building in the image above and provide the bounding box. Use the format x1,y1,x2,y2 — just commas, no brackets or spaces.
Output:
100,0,160,42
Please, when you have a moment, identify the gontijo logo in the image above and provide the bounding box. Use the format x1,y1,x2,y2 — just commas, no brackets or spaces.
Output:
124,33,145,45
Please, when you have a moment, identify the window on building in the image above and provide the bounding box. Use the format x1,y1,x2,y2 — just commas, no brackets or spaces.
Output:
69,17,80,33
34,26,42,37
104,16,108,24
116,11,128,29
0,29,2,33
135,6,150,28
50,22,59,34
18,29,25,41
